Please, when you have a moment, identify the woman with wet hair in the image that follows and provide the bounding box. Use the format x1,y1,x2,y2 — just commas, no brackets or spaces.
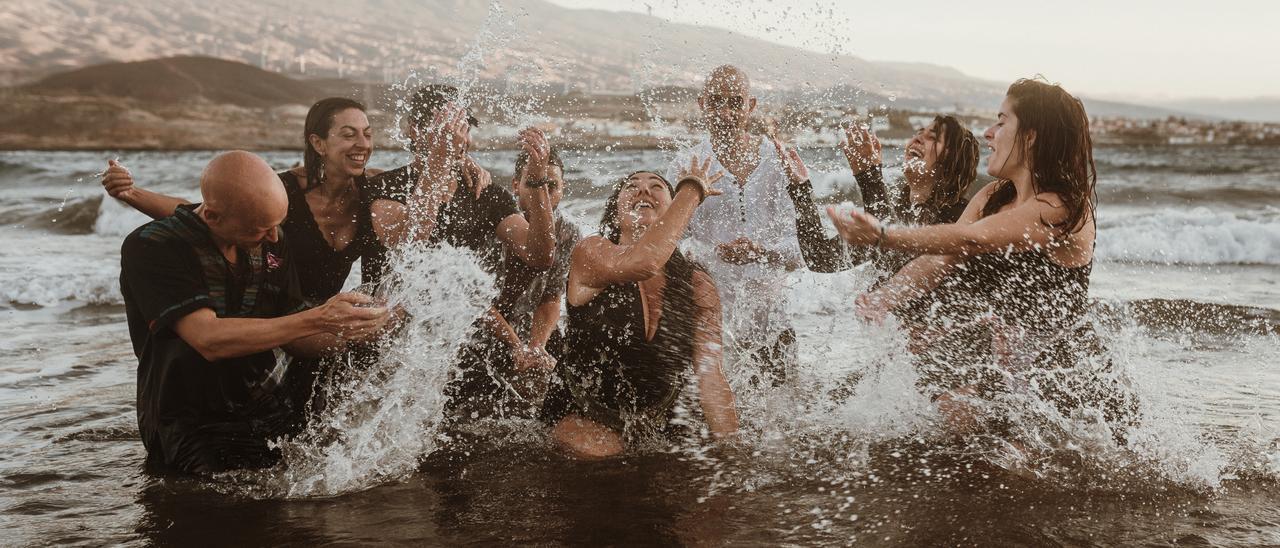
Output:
101,97,386,302
102,98,391,424
778,114,981,275
828,78,1133,433
541,159,739,459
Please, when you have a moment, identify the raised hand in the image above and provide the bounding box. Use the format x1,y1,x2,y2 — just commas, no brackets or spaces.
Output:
825,206,882,247
461,155,492,197
424,105,470,177
771,139,810,188
840,124,882,175
517,127,551,182
675,155,725,202
102,159,135,199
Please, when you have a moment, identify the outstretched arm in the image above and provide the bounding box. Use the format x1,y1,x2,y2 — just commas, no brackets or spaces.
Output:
691,271,737,438
828,181,1075,257
173,293,388,362
102,160,189,219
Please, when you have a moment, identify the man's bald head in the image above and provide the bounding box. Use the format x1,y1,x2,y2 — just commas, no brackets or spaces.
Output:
699,65,756,134
702,65,751,96
198,151,287,249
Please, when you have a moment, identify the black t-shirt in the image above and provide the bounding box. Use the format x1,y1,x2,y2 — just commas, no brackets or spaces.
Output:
121,204,307,466
364,164,519,280
278,171,382,304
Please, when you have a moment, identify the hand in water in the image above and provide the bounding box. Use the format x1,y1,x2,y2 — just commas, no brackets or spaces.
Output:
770,138,809,188
840,124,882,175
316,292,390,342
716,237,768,265
826,206,882,247
101,159,135,200
513,345,556,372
854,292,890,324
676,155,726,202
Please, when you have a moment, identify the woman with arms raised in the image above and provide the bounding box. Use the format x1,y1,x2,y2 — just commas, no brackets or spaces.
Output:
542,158,739,458
779,114,981,275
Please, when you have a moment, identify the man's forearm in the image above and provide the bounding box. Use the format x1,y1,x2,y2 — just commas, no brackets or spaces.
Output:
181,308,327,362
121,188,189,220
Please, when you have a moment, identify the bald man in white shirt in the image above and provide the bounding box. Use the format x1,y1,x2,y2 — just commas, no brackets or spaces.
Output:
668,65,804,386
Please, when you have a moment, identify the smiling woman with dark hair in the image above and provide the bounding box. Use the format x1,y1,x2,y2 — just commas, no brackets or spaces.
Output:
778,114,981,275
541,159,738,459
827,78,1134,435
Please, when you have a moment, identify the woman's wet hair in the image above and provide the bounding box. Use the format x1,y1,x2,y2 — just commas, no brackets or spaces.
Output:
919,115,980,220
303,97,367,188
982,78,1097,234
599,171,673,243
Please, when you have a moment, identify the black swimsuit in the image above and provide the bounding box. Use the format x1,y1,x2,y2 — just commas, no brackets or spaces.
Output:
278,171,382,303
542,252,699,434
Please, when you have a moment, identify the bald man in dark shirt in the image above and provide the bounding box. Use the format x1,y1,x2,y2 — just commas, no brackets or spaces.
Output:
120,151,389,474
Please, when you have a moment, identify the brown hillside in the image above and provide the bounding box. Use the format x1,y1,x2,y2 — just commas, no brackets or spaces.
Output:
25,56,322,107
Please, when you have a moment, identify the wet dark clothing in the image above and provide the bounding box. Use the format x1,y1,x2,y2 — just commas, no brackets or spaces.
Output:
446,214,581,421
121,204,307,474
278,171,383,304
541,252,702,435
905,248,1136,429
364,165,519,281
788,167,967,275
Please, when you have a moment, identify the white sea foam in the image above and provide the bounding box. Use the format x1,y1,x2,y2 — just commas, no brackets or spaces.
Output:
1097,206,1280,265
92,197,152,237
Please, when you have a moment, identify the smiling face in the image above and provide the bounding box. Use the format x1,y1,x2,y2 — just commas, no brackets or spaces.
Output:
903,122,945,184
698,67,756,136
615,172,673,238
310,108,373,178
984,96,1030,180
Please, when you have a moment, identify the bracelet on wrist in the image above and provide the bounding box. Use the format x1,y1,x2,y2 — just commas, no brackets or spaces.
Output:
875,223,888,249
675,176,709,203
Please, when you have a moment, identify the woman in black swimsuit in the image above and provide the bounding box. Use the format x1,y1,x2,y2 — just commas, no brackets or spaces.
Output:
828,78,1133,434
542,158,738,459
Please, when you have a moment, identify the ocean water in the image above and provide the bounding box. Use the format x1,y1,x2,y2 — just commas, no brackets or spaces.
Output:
1,145,1278,546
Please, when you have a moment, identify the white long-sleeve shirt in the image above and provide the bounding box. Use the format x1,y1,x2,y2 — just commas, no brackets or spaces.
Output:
667,136,802,346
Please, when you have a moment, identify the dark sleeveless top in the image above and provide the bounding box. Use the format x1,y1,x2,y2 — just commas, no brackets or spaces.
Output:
902,248,1092,337
547,251,699,432
278,171,382,304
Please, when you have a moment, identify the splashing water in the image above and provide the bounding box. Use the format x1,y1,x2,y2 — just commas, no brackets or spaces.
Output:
248,244,496,498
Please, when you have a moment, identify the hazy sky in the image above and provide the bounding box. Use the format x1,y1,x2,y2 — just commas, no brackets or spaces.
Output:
547,0,1279,101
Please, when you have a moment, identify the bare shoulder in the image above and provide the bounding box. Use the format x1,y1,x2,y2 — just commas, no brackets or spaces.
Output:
1032,191,1067,208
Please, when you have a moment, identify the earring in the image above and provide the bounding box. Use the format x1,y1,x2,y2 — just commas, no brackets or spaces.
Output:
318,161,326,186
